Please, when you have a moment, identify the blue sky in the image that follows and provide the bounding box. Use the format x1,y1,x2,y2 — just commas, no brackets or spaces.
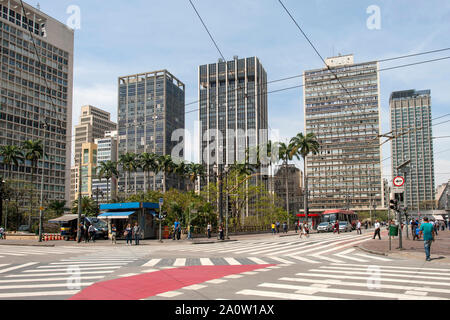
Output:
36,0,450,185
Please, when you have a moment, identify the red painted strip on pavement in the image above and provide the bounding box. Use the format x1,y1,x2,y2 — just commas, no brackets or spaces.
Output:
69,264,275,300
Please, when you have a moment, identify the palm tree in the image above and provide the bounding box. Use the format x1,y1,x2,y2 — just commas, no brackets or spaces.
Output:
22,140,44,227
157,155,175,193
72,196,98,217
0,145,23,179
173,161,189,190
97,161,119,202
139,153,158,193
277,141,296,218
290,132,320,222
48,200,67,217
119,153,139,196
187,163,205,192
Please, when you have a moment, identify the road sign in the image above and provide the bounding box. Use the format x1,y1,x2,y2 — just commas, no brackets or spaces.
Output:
159,198,164,207
393,176,405,187
393,187,404,194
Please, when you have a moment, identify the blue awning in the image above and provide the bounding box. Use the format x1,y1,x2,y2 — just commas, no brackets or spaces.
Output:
98,211,136,219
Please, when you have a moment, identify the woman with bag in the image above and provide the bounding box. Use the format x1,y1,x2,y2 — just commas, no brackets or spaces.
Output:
124,224,132,245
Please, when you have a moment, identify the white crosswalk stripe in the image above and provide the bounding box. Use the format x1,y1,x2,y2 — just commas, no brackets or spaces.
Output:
156,233,390,264
236,263,450,300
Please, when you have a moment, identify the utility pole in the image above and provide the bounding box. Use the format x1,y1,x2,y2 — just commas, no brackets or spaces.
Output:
38,129,47,242
396,159,410,249
76,153,82,243
218,164,223,239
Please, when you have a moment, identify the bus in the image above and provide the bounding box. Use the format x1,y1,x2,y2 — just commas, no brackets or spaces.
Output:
321,210,358,229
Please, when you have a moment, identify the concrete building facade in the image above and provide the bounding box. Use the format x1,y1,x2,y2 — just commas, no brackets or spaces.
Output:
0,0,74,205
304,54,383,212
118,70,185,194
273,164,304,216
390,89,435,210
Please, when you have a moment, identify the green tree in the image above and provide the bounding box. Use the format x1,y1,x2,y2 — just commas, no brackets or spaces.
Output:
276,141,296,217
139,153,159,193
157,155,175,193
22,140,44,227
47,200,67,220
187,163,205,192
289,132,320,220
0,145,23,179
97,161,119,202
119,153,139,196
72,197,98,217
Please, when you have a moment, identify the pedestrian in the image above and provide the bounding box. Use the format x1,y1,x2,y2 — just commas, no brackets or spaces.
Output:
356,220,362,235
133,222,141,245
219,224,224,240
334,220,340,234
283,222,288,234
276,221,280,233
84,223,89,243
187,224,192,240
88,224,96,242
411,220,419,241
77,223,84,243
373,220,381,240
124,224,132,245
365,221,368,230
294,221,298,233
173,219,181,240
207,222,212,239
419,217,436,262
271,222,276,235
0,226,4,240
431,220,438,236
111,224,117,245
300,222,309,238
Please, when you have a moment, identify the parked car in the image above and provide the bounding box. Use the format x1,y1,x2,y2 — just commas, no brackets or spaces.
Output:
317,222,333,233
339,221,353,232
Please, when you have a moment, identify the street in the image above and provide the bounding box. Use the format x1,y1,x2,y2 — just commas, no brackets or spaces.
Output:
0,229,449,300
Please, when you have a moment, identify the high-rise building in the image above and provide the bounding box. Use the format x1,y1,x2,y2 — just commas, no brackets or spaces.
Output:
0,0,74,204
199,56,268,175
273,164,304,215
71,142,97,203
118,70,185,193
390,89,435,210
70,105,116,203
73,105,117,165
304,54,383,211
92,130,118,202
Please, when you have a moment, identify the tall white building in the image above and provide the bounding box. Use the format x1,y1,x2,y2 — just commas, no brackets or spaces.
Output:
304,54,383,211
92,131,118,202
390,89,435,210
0,0,74,204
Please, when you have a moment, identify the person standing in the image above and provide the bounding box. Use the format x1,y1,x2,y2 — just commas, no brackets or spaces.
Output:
373,220,381,240
365,221,368,230
283,222,288,234
411,219,418,241
133,222,141,245
173,219,181,241
0,226,4,239
111,224,117,245
334,220,340,234
125,224,132,245
219,224,224,240
419,217,436,262
88,224,96,242
84,223,89,243
271,222,276,235
276,221,280,233
207,222,212,239
356,220,362,235
294,221,298,234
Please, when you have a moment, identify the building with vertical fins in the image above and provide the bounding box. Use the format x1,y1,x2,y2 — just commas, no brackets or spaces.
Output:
390,89,435,210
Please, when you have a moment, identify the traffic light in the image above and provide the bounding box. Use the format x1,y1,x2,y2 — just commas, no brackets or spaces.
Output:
389,199,398,211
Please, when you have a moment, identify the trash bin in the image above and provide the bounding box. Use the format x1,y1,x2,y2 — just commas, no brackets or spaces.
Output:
389,225,398,237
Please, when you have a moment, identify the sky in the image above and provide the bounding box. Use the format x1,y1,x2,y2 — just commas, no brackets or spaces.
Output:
35,0,450,186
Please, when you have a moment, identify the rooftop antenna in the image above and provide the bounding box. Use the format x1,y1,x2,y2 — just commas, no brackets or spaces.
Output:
37,2,40,10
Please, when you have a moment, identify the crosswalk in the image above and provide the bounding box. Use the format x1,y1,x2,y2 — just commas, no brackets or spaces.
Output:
151,233,393,265
0,245,103,258
236,263,450,300
0,248,149,299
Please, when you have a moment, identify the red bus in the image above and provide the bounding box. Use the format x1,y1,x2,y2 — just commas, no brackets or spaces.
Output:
321,210,358,229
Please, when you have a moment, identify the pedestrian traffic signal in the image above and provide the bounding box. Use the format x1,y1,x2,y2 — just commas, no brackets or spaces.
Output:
389,199,398,211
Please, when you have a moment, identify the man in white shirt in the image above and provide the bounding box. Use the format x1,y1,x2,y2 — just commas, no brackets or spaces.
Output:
356,220,362,235
373,220,381,240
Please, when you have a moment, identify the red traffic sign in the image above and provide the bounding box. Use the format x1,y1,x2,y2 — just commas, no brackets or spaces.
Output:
393,176,405,187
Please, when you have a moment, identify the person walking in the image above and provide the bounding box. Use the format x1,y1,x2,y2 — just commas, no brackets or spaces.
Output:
111,224,117,245
364,221,368,230
83,223,89,243
294,221,298,234
334,220,340,234
133,222,141,245
271,222,276,235
207,222,212,239
125,224,132,245
373,220,381,240
283,222,288,234
356,220,362,235
88,224,96,243
276,221,280,234
173,219,181,241
411,219,418,241
219,224,224,240
187,224,193,240
419,217,436,262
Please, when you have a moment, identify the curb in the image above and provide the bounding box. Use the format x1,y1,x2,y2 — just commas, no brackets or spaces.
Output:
0,243,55,247
356,244,388,256
193,239,238,245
